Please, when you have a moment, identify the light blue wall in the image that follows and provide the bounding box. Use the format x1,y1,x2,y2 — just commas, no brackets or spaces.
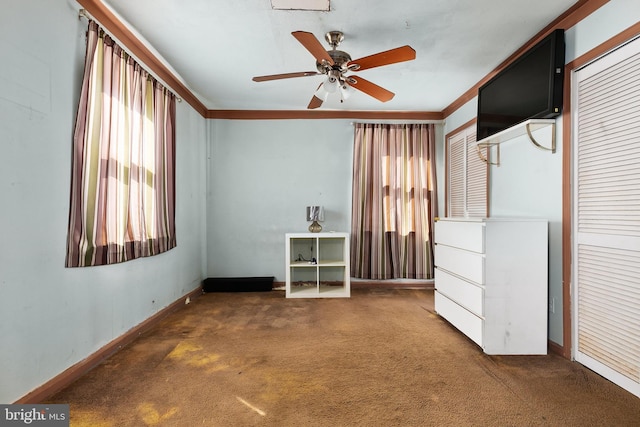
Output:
207,119,355,281
206,119,445,282
0,0,208,403
443,0,640,346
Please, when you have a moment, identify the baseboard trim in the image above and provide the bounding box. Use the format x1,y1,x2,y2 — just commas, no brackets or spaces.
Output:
273,280,435,291
15,285,204,404
351,280,435,290
548,340,568,359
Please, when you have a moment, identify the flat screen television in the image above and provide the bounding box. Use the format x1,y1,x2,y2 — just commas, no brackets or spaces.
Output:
476,29,565,140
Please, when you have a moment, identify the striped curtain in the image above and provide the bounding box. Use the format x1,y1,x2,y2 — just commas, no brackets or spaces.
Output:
351,123,438,279
66,21,176,267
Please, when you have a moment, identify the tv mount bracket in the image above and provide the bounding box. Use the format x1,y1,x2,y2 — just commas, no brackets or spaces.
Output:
475,119,556,166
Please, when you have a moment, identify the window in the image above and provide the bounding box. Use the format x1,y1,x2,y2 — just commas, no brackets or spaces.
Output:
66,21,176,267
446,123,488,218
351,123,438,279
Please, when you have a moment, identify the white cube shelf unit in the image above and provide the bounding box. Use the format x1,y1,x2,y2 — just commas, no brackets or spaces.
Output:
285,232,350,298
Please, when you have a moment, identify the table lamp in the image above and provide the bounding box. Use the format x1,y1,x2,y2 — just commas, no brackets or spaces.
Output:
306,206,324,233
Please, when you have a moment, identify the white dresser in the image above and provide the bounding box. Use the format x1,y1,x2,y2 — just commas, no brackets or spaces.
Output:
434,217,548,355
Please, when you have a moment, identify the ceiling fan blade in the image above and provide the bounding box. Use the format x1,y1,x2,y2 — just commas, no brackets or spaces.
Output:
307,95,324,109
307,83,325,109
252,71,320,82
292,31,335,65
348,76,395,102
348,45,416,71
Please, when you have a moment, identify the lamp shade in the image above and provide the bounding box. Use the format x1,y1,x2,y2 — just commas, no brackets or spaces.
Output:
314,84,330,101
324,75,339,93
306,206,324,222
339,82,351,102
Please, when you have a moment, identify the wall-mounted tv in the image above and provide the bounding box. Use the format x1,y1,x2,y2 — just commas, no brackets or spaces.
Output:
476,29,565,140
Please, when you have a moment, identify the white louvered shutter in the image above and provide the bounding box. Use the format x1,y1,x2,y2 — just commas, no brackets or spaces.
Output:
573,36,640,398
448,130,466,217
465,131,488,217
447,125,487,218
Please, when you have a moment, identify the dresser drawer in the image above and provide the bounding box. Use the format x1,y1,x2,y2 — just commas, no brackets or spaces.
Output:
434,244,485,284
435,220,485,253
435,291,483,347
435,268,484,317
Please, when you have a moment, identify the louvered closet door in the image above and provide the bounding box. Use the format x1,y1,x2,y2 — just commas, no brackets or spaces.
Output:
573,36,640,398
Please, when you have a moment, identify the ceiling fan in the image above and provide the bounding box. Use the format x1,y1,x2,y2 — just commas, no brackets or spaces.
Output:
252,31,416,109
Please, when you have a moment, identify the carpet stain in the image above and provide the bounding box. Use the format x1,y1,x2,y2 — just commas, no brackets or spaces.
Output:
137,402,179,425
68,409,113,427
166,342,226,371
45,289,640,426
259,368,328,403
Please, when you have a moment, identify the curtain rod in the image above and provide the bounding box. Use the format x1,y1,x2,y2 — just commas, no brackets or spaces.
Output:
77,8,182,103
78,8,91,21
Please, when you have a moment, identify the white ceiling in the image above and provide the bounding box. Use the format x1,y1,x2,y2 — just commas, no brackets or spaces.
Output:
101,0,577,112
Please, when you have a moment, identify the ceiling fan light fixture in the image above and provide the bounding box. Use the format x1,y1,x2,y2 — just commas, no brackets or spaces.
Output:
252,30,415,108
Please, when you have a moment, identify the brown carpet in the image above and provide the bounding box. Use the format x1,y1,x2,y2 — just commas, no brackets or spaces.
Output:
47,288,640,426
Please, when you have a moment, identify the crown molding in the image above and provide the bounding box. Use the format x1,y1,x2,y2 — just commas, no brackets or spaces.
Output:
207,109,444,120
78,0,609,121
77,0,209,116
442,0,610,118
